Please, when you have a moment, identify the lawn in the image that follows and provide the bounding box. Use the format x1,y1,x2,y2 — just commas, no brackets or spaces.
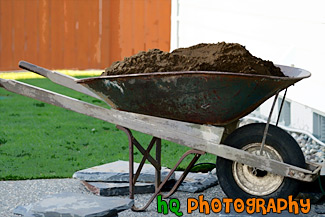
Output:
0,77,217,180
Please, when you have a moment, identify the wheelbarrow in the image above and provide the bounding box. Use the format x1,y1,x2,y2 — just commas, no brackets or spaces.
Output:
0,61,321,211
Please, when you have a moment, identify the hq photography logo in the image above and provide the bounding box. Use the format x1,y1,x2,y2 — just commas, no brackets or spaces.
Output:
156,195,311,216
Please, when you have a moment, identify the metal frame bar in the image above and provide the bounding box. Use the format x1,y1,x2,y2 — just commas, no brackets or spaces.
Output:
117,125,205,211
276,88,288,126
259,91,279,155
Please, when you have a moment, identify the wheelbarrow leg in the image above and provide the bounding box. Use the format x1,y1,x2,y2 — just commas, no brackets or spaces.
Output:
132,149,204,211
155,138,161,191
116,126,162,199
117,125,205,211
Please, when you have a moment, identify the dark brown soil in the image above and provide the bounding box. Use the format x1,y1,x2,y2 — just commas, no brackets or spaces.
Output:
102,42,284,77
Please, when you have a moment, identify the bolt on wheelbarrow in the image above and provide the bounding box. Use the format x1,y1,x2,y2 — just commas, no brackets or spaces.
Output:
0,61,321,211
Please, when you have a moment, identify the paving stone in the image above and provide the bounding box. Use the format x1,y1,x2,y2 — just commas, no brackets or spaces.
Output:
82,171,217,196
175,171,218,193
82,181,155,196
73,160,175,183
13,192,133,217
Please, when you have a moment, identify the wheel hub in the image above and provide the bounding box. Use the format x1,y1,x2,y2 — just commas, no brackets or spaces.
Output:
232,143,284,196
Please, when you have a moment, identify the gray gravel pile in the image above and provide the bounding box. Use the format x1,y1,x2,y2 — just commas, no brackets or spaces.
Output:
291,132,325,163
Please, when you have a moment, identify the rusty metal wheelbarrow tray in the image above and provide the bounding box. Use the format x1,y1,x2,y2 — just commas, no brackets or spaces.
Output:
77,65,310,126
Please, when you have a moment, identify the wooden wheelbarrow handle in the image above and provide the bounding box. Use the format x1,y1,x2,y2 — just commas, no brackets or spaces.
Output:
18,60,101,100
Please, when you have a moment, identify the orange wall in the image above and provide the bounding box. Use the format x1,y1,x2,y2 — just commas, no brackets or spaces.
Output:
0,0,171,70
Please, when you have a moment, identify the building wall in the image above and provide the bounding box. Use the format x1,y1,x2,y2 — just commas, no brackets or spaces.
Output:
171,0,325,113
257,97,314,132
0,0,171,70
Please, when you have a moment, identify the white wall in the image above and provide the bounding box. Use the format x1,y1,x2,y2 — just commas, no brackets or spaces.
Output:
290,100,314,132
171,0,325,113
254,97,315,133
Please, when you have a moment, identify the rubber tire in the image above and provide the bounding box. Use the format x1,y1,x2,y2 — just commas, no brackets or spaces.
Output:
216,123,305,200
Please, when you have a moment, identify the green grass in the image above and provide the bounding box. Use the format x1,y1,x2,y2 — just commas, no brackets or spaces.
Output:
0,78,217,180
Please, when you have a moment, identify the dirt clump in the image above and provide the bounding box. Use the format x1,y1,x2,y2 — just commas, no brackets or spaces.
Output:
102,42,284,77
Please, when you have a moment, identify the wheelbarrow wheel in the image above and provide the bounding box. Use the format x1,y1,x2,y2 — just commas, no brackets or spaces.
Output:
216,123,305,200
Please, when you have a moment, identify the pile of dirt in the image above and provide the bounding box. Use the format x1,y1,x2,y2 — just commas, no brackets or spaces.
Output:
102,42,284,77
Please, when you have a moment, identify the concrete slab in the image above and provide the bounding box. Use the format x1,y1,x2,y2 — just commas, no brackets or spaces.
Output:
82,181,155,196
175,171,218,193
13,192,133,217
73,160,175,183
82,172,217,196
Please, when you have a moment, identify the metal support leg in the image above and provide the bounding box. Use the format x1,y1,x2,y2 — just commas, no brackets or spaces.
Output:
116,126,135,199
259,91,279,155
155,138,161,191
132,149,204,211
117,125,205,212
161,151,202,199
276,88,288,126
